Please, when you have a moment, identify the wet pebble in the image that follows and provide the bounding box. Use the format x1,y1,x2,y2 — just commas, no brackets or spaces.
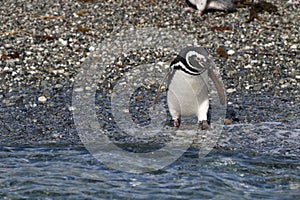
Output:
38,96,47,103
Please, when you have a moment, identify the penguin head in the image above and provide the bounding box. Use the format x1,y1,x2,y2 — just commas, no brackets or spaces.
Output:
171,46,211,75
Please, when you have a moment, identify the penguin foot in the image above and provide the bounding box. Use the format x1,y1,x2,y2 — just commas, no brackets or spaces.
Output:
199,120,209,130
197,10,203,17
173,118,181,128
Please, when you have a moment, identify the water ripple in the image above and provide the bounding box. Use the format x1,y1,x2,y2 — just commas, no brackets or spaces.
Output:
0,144,299,199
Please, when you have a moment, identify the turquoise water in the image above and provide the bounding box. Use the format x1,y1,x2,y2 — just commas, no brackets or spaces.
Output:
1,145,299,199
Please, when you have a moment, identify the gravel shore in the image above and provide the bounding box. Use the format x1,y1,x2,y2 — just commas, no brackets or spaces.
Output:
0,0,299,155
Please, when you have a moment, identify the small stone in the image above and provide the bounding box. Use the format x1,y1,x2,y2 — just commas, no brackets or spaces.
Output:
2,99,10,105
89,46,95,52
54,84,63,89
225,41,231,46
227,50,235,55
245,85,252,90
74,87,84,92
224,118,232,125
135,96,143,101
40,80,50,87
85,86,92,91
25,51,32,55
68,106,76,111
115,60,122,67
3,66,12,72
286,113,296,121
244,64,252,69
42,92,50,98
227,70,237,76
38,96,47,103
226,88,236,93
59,38,68,46
57,69,64,74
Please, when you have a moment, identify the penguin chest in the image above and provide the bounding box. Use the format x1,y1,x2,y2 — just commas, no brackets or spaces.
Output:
167,70,208,116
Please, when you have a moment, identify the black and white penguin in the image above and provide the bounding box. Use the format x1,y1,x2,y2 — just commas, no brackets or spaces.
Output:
185,0,236,16
166,46,226,129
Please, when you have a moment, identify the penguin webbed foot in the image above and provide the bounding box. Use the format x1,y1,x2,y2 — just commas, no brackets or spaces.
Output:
173,118,181,128
197,10,203,16
198,120,209,130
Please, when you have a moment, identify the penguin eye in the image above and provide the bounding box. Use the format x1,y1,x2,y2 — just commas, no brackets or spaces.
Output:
195,56,202,62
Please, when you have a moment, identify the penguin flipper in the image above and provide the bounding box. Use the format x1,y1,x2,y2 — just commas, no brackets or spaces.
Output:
207,68,226,105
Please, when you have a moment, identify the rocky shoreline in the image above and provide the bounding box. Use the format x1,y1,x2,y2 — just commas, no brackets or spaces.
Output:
0,0,299,156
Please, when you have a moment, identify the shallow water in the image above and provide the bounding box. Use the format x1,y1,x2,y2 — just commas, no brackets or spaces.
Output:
1,142,299,199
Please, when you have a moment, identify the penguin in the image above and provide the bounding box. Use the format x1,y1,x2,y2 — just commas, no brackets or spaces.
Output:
185,0,236,16
165,46,226,130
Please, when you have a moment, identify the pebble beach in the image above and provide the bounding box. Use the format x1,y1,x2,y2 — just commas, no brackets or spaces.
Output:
0,0,299,155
